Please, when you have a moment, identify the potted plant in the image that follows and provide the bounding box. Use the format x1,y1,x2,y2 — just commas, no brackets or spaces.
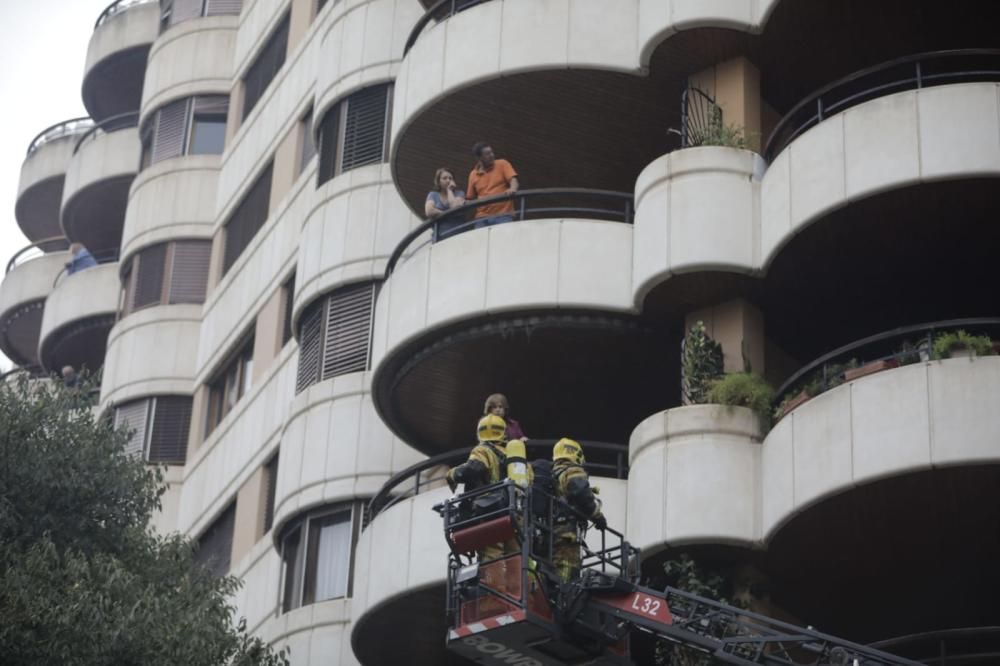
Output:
931,330,994,360
844,357,899,381
706,372,775,430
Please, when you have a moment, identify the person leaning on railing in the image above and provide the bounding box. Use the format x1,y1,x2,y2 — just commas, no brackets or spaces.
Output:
65,242,97,275
467,142,518,228
425,167,466,219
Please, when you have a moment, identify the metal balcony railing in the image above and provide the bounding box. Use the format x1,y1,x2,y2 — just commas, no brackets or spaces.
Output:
73,112,140,154
52,250,120,288
764,49,1000,162
871,627,1000,665
385,188,634,278
365,439,629,526
26,118,94,157
5,237,70,274
404,0,492,55
677,87,724,148
95,0,157,29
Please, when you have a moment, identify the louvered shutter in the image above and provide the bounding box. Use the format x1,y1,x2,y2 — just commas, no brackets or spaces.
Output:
321,283,375,380
133,244,167,309
148,396,192,464
223,162,273,273
204,0,242,16
171,0,202,24
168,241,210,304
340,85,390,172
115,399,150,458
317,105,340,185
151,99,188,164
295,300,324,393
195,502,235,577
263,454,279,533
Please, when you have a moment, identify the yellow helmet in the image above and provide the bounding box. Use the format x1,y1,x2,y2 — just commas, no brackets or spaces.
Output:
553,438,585,465
477,414,506,442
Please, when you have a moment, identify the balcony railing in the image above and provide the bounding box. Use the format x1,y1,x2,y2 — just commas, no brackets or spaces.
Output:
73,112,140,154
871,627,1000,665
404,0,491,56
95,0,157,29
764,49,1000,162
365,439,629,526
5,237,70,274
26,118,94,157
385,188,634,278
52,250,120,288
774,317,1000,416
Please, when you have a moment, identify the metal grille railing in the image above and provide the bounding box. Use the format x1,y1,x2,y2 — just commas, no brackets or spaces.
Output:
678,87,723,148
5,237,70,274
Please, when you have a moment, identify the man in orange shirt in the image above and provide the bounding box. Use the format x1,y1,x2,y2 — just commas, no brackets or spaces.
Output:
467,142,519,228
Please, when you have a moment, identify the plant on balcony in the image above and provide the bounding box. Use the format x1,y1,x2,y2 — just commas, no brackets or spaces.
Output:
932,330,994,359
706,372,775,430
680,321,724,405
693,121,754,150
773,359,858,422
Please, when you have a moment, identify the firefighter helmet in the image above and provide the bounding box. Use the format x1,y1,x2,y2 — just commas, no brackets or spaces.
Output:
553,438,585,465
477,414,506,442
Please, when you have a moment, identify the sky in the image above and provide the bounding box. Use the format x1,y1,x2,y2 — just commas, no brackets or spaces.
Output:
0,0,117,371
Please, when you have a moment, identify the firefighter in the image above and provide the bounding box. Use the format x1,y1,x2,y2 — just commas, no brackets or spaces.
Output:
552,438,607,583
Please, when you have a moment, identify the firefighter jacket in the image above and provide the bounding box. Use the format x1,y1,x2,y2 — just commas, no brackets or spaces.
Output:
552,459,603,521
447,441,506,491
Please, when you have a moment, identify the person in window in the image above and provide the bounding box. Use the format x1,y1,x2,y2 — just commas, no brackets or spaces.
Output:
483,393,526,440
467,142,519,228
425,167,465,219
65,243,97,275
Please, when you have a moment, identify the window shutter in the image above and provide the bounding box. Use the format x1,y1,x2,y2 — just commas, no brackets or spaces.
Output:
151,99,188,164
148,396,192,465
340,85,389,172
223,162,273,273
263,454,279,533
115,399,150,458
321,283,375,380
193,95,229,115
168,241,210,304
172,0,203,24
204,0,242,16
295,300,324,393
195,502,235,577
133,244,167,309
317,105,340,185
242,13,290,120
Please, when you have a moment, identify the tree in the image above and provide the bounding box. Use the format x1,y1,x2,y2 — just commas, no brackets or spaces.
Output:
0,376,288,666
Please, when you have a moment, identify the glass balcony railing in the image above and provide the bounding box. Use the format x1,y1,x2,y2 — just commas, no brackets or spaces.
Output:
26,118,94,157
94,0,157,29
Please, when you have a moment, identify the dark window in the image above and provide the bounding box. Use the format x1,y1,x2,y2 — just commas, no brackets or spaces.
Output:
161,0,242,33
195,502,236,577
294,282,377,393
141,95,230,169
317,83,392,185
223,162,273,274
122,241,211,316
281,273,296,346
242,13,290,121
133,243,167,310
188,96,228,155
206,334,255,436
263,454,279,534
280,503,359,612
114,396,193,465
298,109,316,176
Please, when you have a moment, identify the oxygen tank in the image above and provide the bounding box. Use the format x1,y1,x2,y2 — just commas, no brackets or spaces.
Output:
505,439,529,488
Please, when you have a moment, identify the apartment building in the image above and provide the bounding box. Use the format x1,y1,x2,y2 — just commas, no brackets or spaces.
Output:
1,0,998,663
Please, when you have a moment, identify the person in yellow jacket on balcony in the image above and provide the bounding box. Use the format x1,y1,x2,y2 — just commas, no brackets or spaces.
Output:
552,438,607,583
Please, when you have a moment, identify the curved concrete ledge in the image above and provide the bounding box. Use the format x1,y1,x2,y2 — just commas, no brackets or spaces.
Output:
140,16,238,125
99,304,203,408
38,263,120,357
272,370,423,540
292,164,418,327
313,0,420,132
83,1,158,121
122,155,220,264
370,219,635,376
762,357,1000,541
16,135,79,242
391,0,640,158
627,405,763,556
0,253,67,365
632,147,765,305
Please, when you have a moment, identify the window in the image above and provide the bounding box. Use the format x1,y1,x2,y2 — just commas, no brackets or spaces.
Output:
281,273,296,347
295,282,377,393
297,109,316,176
140,95,230,169
121,240,211,316
317,83,392,185
262,454,279,534
160,0,243,33
242,13,290,121
113,396,193,465
222,162,273,274
194,502,236,577
205,334,255,436
280,503,359,612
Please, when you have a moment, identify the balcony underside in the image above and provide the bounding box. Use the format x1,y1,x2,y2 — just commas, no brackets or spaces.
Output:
62,175,134,254
0,300,45,367
16,176,65,242
82,46,150,123
39,314,115,374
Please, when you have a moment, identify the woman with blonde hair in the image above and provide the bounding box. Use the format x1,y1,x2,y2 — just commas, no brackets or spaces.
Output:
425,167,465,219
483,393,526,440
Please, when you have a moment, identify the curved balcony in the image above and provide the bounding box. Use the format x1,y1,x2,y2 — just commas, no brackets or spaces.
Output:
15,118,93,242
62,114,141,255
38,262,119,374
99,304,202,407
140,15,237,124
83,0,159,122
0,239,70,367
370,190,681,456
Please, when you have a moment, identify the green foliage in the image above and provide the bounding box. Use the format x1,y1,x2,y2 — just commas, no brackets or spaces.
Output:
0,376,288,666
706,372,775,430
691,121,754,150
681,321,724,405
932,330,994,359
